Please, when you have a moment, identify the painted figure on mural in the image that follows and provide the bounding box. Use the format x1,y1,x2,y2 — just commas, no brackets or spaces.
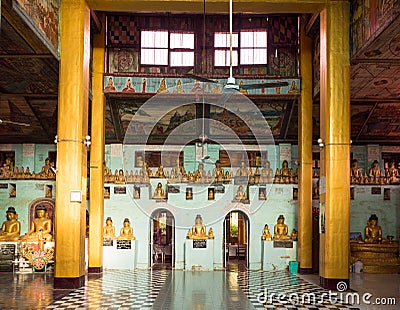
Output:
122,78,135,93
104,77,117,92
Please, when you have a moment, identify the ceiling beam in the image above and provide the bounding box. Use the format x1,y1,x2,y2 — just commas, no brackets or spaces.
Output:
355,102,378,141
351,59,400,65
0,54,55,59
87,0,327,14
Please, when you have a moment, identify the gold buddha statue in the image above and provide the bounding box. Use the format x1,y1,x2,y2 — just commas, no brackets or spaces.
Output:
195,163,206,181
40,158,55,179
351,159,362,183
103,217,116,239
0,207,21,242
134,188,140,199
213,160,224,183
364,214,383,243
369,160,381,182
157,78,168,93
385,160,398,183
155,165,166,178
153,182,166,199
280,160,290,183
208,227,214,239
117,218,136,240
115,169,126,184
208,188,214,200
21,206,52,242
224,171,231,182
235,185,247,201
261,161,274,183
187,214,210,239
236,161,248,177
273,215,291,240
261,224,272,241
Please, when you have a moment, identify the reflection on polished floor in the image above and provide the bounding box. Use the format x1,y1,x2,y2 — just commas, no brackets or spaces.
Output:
0,269,399,309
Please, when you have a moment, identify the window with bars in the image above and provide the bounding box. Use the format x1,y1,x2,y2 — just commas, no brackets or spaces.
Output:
140,31,195,67
214,32,238,67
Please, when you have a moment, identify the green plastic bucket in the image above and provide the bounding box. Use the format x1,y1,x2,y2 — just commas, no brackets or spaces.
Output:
289,261,299,274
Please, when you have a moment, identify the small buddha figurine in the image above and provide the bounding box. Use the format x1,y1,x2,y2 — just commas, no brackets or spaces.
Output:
235,185,247,201
24,167,32,179
280,160,290,180
155,166,165,178
41,158,55,178
261,161,274,183
273,215,291,240
261,224,272,241
153,182,166,199
0,157,13,178
186,188,193,200
195,163,206,181
213,160,224,183
0,207,21,242
236,161,248,177
385,160,398,183
274,168,282,183
291,228,298,241
21,206,52,242
208,228,214,239
208,188,214,200
117,218,136,240
187,214,208,239
364,214,383,243
259,189,266,200
351,159,362,183
103,217,116,239
224,171,231,182
133,188,140,199
288,80,300,93
369,160,381,182
115,169,126,184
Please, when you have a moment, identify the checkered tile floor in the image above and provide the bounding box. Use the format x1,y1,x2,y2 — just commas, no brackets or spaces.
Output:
46,269,170,309
237,270,360,309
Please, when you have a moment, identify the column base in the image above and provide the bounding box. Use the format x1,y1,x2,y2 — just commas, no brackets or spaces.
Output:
319,276,349,291
54,275,85,289
299,267,313,274
88,266,103,273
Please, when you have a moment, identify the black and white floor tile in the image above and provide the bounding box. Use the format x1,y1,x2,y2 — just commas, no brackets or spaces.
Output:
237,270,361,310
46,269,170,309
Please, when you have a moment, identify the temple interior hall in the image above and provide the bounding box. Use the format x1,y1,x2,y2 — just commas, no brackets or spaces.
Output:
1,0,400,309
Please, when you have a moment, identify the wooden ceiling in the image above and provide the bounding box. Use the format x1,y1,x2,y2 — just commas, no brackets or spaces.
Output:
0,4,400,145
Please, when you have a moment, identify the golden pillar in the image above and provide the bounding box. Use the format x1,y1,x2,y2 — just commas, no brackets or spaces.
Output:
319,0,351,290
88,13,106,274
54,0,90,288
298,17,313,274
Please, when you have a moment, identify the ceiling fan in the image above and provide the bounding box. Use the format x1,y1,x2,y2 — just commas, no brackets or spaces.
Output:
185,0,289,92
0,119,30,127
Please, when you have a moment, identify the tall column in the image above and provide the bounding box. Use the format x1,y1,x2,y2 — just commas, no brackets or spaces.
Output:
319,0,351,290
298,17,313,274
54,0,90,289
88,13,106,273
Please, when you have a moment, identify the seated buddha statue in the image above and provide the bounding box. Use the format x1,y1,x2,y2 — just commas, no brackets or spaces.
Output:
235,185,247,201
224,171,231,182
41,158,55,178
0,157,13,178
261,224,272,241
0,207,21,242
385,161,398,183
187,214,209,239
273,215,291,240
24,167,32,179
153,182,166,199
117,218,136,240
155,166,166,178
369,160,381,181
103,217,116,239
280,160,290,179
291,228,298,241
208,227,215,239
213,160,224,183
236,161,248,177
20,206,52,242
195,163,206,181
364,214,383,243
351,159,362,182
261,161,274,183
115,169,126,184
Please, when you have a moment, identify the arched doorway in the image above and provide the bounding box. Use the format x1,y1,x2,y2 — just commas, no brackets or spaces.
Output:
149,209,175,269
224,211,249,270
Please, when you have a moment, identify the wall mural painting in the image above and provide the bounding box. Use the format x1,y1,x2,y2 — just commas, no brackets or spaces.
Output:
14,0,59,54
360,103,400,138
210,102,287,138
351,0,397,56
105,103,117,142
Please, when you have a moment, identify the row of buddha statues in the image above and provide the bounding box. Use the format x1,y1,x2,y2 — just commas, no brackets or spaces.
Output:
0,158,55,180
103,217,136,240
104,160,299,185
351,159,399,185
0,206,52,242
261,215,298,241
